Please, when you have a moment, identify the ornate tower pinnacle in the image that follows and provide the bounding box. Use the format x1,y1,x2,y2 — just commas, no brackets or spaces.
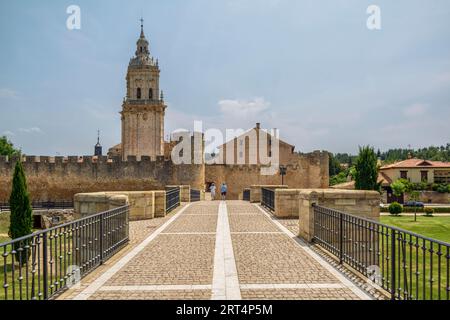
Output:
94,130,102,156
120,22,167,160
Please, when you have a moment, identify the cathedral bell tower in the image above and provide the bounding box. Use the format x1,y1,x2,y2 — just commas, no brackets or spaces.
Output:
121,20,166,160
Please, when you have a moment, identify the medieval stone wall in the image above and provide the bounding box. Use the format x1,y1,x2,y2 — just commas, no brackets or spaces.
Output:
0,155,205,202
205,151,329,200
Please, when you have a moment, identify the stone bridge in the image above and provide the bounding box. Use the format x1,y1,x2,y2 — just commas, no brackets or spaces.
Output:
58,201,377,300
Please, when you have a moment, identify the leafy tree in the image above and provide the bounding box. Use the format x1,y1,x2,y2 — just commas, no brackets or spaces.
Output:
378,143,450,162
0,136,19,157
328,153,342,176
391,180,406,197
9,161,33,260
354,146,381,191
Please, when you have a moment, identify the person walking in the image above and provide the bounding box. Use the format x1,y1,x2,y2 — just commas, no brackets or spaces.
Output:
221,182,228,201
210,183,216,201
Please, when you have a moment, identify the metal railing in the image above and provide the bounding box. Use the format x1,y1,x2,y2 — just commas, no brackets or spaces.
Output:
243,189,250,201
312,204,450,300
0,201,74,212
166,187,180,213
0,205,129,300
190,189,201,202
261,188,275,212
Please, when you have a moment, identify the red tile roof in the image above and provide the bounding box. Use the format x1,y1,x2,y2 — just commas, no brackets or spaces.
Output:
380,158,450,170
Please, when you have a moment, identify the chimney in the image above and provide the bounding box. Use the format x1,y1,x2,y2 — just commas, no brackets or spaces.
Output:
256,123,261,130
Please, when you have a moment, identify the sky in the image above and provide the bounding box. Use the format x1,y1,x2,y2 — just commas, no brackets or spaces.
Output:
0,0,449,156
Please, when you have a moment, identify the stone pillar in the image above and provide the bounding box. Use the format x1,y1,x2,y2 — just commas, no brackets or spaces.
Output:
153,191,166,218
180,185,191,202
274,189,300,218
298,191,319,242
126,192,155,220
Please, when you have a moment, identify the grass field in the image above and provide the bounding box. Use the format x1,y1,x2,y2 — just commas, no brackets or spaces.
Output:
380,215,450,243
0,212,10,243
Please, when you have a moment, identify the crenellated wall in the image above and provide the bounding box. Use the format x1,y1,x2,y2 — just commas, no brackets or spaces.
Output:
0,155,205,202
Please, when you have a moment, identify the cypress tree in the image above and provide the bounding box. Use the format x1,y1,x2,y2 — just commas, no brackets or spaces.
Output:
8,161,33,260
354,146,381,191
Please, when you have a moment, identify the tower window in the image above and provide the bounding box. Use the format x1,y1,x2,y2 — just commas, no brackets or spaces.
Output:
149,88,153,99
137,88,141,99
140,47,143,53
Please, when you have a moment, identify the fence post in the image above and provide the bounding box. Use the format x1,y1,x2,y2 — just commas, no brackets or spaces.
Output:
390,228,396,300
42,233,49,300
99,214,104,264
339,212,343,264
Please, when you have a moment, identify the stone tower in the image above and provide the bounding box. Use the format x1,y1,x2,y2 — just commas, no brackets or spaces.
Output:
121,20,166,160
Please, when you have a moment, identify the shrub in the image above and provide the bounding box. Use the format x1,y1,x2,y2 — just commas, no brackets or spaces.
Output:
381,206,450,213
424,207,434,217
388,202,403,215
433,183,449,193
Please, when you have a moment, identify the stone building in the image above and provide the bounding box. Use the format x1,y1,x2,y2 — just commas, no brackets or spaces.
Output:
215,122,297,165
111,21,167,160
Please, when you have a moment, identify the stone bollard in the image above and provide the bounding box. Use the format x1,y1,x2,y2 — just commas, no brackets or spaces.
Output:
153,191,166,218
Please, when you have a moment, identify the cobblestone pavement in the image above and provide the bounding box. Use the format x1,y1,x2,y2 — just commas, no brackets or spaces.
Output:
59,201,374,300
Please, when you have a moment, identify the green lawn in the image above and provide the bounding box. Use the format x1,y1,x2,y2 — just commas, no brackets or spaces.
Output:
0,212,10,243
378,215,450,300
381,215,450,243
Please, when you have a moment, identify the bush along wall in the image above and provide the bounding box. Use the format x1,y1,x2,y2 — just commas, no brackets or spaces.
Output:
381,206,450,213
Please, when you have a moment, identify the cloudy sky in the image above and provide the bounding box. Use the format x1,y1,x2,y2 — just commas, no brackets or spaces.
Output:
0,0,449,156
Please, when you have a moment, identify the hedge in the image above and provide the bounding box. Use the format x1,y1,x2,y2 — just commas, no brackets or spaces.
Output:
381,206,450,213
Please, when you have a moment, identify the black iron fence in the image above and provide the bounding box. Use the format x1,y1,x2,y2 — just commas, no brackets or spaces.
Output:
0,205,129,300
166,187,180,213
243,189,250,201
0,201,74,212
312,204,450,300
261,188,275,212
190,189,201,202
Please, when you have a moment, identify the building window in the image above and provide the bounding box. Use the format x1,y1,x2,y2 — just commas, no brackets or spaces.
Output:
434,170,450,184
149,88,153,99
421,171,428,182
137,88,141,99
400,171,408,180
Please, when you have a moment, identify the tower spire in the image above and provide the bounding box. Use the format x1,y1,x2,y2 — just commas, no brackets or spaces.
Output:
140,17,145,38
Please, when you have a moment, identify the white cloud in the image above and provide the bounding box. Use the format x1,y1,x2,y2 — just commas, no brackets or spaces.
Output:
18,127,43,134
403,103,428,117
1,131,15,137
218,97,270,118
0,88,19,99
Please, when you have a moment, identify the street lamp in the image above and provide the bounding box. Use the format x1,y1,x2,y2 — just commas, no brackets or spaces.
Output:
279,165,287,185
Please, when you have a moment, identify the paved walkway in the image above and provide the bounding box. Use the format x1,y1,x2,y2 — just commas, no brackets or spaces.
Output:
58,201,373,300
